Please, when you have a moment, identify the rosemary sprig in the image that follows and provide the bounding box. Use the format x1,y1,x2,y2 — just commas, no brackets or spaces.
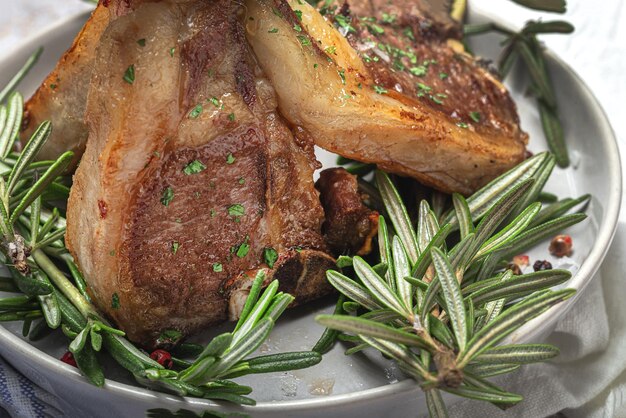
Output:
314,152,585,416
463,3,574,167
0,50,321,404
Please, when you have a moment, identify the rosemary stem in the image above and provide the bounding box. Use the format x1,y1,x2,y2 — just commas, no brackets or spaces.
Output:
32,249,96,319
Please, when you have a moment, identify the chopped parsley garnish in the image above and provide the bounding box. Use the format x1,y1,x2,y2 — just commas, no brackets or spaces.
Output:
238,177,245,185
325,45,337,55
368,24,385,35
169,47,175,57
209,97,220,108
334,15,356,34
263,247,279,268
137,38,146,47
439,72,448,79
161,186,174,206
111,293,120,310
393,60,405,71
228,113,236,121
268,28,279,33
236,242,250,258
49,84,57,90
213,263,223,272
382,13,396,23
338,69,346,85
189,104,203,119
431,96,444,105
417,83,432,92
294,10,303,20
373,85,388,94
410,66,427,77
470,112,482,123
226,153,235,164
457,122,469,128
210,209,216,218
228,204,245,217
109,250,116,257
313,63,318,69
123,65,135,84
171,241,180,254
297,35,311,46
156,330,182,345
403,27,415,40
183,160,206,175
294,24,302,32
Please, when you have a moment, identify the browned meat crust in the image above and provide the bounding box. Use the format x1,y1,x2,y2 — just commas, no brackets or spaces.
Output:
316,168,379,255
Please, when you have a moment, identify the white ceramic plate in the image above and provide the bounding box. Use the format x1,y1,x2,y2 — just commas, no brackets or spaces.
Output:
0,4,620,418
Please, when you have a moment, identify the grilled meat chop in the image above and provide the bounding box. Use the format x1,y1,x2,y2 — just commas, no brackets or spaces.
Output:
244,0,528,194
65,0,376,346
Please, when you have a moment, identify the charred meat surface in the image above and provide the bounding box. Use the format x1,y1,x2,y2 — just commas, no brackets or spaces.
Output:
316,168,378,256
244,0,528,194
66,0,336,346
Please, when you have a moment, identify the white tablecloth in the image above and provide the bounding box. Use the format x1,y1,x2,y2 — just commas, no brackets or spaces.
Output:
2,1,626,417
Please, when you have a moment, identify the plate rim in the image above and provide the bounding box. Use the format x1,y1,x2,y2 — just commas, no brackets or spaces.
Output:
0,6,621,413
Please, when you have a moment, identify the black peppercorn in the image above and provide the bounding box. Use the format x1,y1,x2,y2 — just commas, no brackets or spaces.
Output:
533,260,553,271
